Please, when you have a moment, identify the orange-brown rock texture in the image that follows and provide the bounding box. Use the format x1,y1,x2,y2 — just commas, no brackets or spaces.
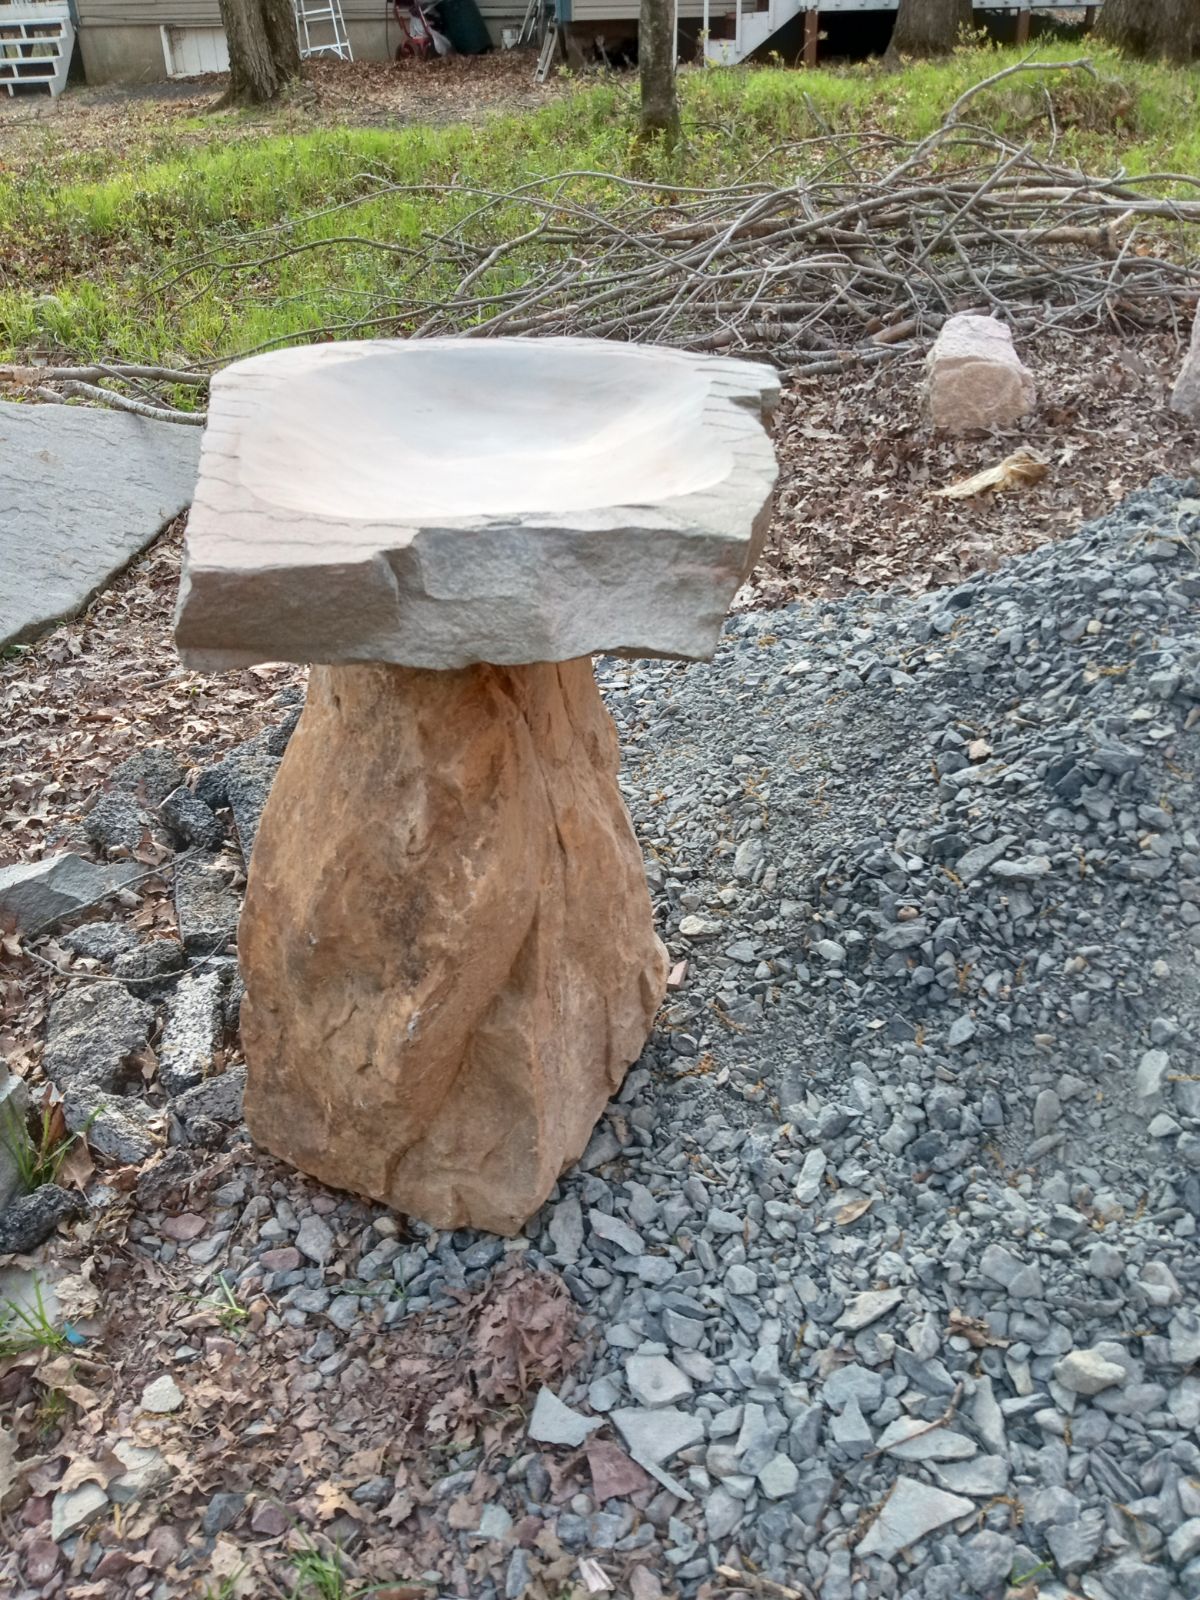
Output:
239,658,668,1234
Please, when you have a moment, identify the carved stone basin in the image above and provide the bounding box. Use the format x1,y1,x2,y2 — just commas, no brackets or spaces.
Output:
241,340,730,519
174,336,780,1234
175,336,779,673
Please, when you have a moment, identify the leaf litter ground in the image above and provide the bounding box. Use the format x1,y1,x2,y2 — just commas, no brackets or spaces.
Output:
0,331,1198,1598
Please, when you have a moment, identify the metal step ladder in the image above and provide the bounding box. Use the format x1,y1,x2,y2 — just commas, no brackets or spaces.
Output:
0,1,74,98
534,18,559,81
293,0,352,61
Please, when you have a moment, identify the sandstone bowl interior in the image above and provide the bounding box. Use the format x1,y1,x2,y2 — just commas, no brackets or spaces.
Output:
239,341,729,520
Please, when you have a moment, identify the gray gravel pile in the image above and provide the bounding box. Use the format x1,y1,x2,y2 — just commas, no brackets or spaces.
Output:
222,477,1197,1600
507,476,1200,1600
14,480,1200,1599
506,473,1200,1600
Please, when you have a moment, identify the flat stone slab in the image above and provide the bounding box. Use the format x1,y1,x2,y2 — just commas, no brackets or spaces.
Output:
175,337,779,671
0,400,200,650
1171,300,1200,422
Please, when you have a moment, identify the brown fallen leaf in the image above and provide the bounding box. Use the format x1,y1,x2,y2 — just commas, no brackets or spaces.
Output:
835,1195,874,1227
36,1354,103,1409
0,1426,17,1510
933,447,1049,500
310,1481,361,1522
579,1557,613,1594
59,1450,123,1494
946,1308,1009,1349
57,1135,95,1192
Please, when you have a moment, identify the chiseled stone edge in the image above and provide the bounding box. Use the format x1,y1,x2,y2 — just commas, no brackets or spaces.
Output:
175,338,780,672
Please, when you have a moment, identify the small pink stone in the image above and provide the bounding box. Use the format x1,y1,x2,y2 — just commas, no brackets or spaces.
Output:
25,1538,61,1584
22,1495,51,1526
260,1247,302,1272
159,1212,207,1241
145,1525,184,1569
250,1502,290,1537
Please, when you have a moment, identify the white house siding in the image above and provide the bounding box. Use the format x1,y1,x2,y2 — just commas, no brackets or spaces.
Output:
75,0,523,82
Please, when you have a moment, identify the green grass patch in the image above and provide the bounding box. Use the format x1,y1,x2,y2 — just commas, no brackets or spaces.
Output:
2,43,1197,367
0,1276,72,1359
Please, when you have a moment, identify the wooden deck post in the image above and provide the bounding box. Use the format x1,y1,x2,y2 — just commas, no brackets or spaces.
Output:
1083,4,1096,28
803,7,818,68
1015,7,1030,45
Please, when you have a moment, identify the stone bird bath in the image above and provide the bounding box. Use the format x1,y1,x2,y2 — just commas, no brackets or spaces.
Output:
175,337,779,1234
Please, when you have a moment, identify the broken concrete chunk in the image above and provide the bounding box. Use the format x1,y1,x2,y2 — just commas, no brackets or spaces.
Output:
0,853,140,937
221,734,282,859
172,1067,247,1131
43,984,155,1092
174,855,240,956
158,970,226,1096
112,938,187,993
60,922,139,962
63,1084,161,1166
0,1184,86,1254
159,787,225,851
140,1374,184,1414
192,732,281,860
927,314,1036,434
84,794,170,857
108,746,186,803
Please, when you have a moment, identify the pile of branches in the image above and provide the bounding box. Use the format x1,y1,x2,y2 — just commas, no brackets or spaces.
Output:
7,58,1200,423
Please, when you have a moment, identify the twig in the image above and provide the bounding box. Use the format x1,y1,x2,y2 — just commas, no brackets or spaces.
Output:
715,1566,815,1600
941,54,1097,129
53,379,206,426
866,1380,965,1460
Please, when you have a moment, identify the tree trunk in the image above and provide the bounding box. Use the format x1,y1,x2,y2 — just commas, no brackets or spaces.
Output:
217,0,302,106
1096,0,1200,62
639,0,679,145
888,0,972,57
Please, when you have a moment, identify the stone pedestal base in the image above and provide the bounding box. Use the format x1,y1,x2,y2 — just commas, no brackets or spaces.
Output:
239,658,668,1235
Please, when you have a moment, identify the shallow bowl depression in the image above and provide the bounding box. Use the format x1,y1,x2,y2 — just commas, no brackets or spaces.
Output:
237,340,731,522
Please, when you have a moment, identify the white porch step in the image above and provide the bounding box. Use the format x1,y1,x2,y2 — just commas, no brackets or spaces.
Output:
704,0,805,65
0,2,74,98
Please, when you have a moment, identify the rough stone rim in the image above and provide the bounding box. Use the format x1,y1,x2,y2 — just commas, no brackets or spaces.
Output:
174,336,780,673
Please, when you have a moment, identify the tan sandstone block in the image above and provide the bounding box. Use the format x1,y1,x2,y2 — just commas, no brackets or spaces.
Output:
927,314,1036,434
239,657,669,1235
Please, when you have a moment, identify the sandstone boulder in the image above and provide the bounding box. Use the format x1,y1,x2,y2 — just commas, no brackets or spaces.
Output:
927,314,1036,433
175,337,779,673
239,657,669,1234
1170,301,1200,422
